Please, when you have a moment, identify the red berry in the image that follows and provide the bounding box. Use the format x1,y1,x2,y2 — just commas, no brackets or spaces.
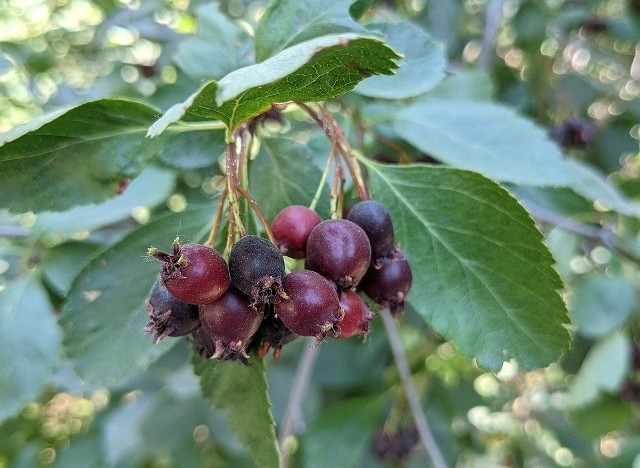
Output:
347,200,395,258
271,205,322,259
199,287,264,362
149,240,230,305
144,279,200,344
275,269,343,340
360,249,412,315
306,219,372,289
229,235,286,305
336,290,375,339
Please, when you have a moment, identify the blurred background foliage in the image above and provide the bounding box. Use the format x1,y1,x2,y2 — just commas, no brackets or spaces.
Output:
1,0,640,466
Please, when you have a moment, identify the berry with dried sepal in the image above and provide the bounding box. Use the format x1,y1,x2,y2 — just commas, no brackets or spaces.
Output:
149,239,230,305
229,235,286,305
144,279,200,344
306,219,371,289
253,304,299,360
199,286,264,363
336,290,375,339
271,205,322,259
275,269,343,340
347,200,395,259
360,249,412,315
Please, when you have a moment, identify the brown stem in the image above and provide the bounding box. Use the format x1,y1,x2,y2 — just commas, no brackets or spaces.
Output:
205,188,228,248
236,185,276,243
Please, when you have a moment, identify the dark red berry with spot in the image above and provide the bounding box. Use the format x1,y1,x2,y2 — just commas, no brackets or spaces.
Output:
229,235,286,305
336,291,375,339
360,249,412,315
347,200,395,258
144,279,200,344
275,269,343,340
271,205,322,259
199,287,264,362
253,304,298,360
149,239,230,305
306,219,371,289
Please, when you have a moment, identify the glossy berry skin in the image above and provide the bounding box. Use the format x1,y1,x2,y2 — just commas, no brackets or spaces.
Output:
360,249,412,315
275,269,343,340
347,200,395,258
199,287,264,361
336,291,375,339
144,279,200,344
306,219,372,289
229,235,286,305
271,205,322,259
150,241,230,305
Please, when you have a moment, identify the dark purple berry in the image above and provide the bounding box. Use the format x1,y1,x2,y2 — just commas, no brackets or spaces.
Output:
360,249,412,315
347,200,395,258
372,426,419,461
271,205,322,259
275,269,343,340
336,291,375,339
149,239,230,305
253,304,299,360
229,235,286,305
306,219,372,289
144,279,200,344
199,287,264,361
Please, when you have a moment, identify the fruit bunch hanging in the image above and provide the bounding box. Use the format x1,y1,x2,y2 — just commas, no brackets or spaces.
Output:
143,103,412,364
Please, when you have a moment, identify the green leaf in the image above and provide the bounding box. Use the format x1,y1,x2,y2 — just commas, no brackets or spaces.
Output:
61,205,213,387
570,395,632,440
304,395,385,468
174,4,253,82
255,0,364,61
354,21,445,99
569,331,631,408
571,275,636,338
393,99,569,186
41,242,100,296
0,274,62,422
363,161,571,371
158,129,226,169
0,99,167,213
192,354,280,468
148,34,400,137
250,137,329,221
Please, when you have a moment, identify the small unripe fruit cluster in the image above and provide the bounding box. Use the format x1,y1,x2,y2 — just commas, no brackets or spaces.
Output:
143,200,412,364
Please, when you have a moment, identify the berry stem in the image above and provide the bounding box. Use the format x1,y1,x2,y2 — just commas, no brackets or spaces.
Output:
308,149,332,212
205,188,228,248
278,337,321,468
379,308,447,468
226,129,248,240
236,184,276,244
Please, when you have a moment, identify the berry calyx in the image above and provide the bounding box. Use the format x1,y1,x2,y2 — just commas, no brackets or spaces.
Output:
253,304,298,360
347,200,395,259
144,279,200,344
199,287,264,362
360,249,412,315
270,205,322,259
228,235,286,305
149,239,230,305
305,219,372,289
336,290,375,339
275,269,343,341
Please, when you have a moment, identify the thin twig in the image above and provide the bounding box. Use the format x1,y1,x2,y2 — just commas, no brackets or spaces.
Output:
478,0,506,71
380,308,447,468
278,338,321,468
205,189,228,248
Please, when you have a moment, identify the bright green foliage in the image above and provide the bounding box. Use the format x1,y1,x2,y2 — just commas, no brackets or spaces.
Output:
364,161,571,370
193,355,280,468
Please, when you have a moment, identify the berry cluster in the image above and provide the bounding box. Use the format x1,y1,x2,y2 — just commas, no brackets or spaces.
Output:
143,199,412,364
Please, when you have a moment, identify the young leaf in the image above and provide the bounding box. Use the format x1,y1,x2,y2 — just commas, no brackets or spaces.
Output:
0,274,62,423
304,395,386,468
192,355,280,468
250,137,330,221
174,4,253,82
61,205,213,387
354,21,446,99
0,99,167,213
149,34,400,137
255,0,364,61
363,161,571,371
